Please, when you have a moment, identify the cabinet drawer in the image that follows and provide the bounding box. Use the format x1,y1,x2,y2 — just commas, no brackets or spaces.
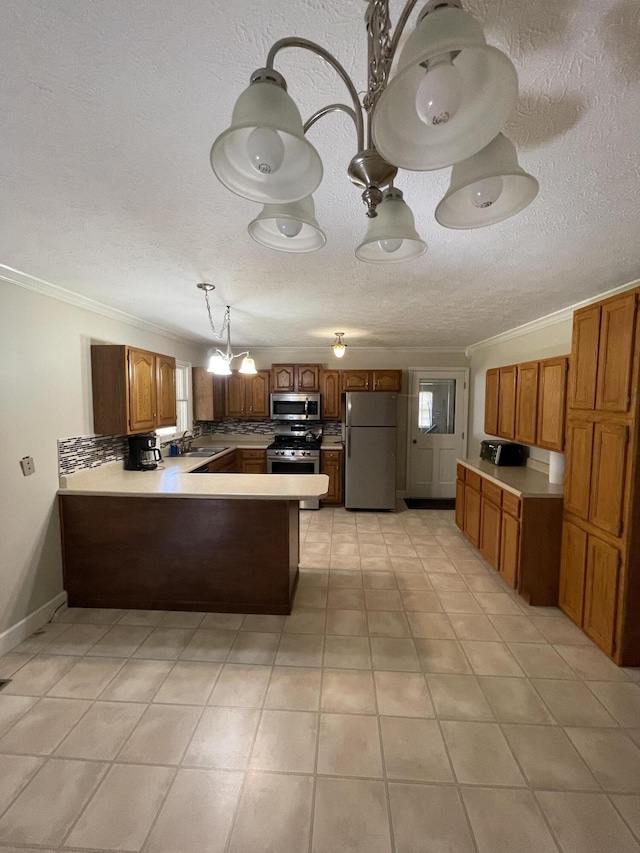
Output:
465,470,482,492
481,479,502,506
323,450,342,461
457,464,466,482
501,490,521,519
241,449,266,459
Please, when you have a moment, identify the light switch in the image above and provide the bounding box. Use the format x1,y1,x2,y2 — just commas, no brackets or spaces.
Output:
20,457,35,476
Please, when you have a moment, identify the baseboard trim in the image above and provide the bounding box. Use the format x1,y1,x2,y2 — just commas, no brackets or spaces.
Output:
0,592,68,656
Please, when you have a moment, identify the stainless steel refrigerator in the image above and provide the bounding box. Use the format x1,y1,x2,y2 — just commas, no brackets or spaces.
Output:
344,392,397,510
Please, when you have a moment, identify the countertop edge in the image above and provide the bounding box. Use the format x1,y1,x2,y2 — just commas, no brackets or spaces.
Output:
457,458,564,499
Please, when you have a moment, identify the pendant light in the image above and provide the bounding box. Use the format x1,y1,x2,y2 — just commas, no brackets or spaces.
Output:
332,332,347,358
355,189,427,264
197,284,257,376
248,195,326,252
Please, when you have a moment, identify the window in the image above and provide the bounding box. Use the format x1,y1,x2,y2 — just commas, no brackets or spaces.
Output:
417,378,456,434
156,361,192,439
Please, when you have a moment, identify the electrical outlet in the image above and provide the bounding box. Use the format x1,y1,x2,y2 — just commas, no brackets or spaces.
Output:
20,456,35,476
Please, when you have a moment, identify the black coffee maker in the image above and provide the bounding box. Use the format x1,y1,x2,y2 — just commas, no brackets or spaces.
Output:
125,433,162,471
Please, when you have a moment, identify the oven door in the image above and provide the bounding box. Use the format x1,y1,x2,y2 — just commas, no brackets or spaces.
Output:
270,394,321,421
267,455,320,509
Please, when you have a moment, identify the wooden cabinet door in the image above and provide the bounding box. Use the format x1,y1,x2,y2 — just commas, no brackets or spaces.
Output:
238,449,267,474
589,422,629,537
584,535,620,654
564,420,594,520
595,292,637,413
342,370,371,392
225,373,246,418
455,478,465,530
537,356,568,451
321,370,341,420
480,496,501,569
296,364,320,393
373,370,402,392
128,348,156,433
559,520,588,625
193,367,214,421
247,371,270,418
515,361,539,446
484,368,500,436
463,485,481,547
498,366,517,439
271,365,295,392
155,355,177,427
321,450,343,504
499,512,520,589
568,304,600,410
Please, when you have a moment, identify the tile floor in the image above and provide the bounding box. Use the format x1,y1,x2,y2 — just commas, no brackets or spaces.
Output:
0,505,639,852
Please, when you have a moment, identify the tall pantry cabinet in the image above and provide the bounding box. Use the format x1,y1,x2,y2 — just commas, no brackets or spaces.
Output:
559,288,640,665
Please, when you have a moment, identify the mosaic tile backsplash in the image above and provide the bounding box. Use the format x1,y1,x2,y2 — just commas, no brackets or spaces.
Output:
195,419,342,436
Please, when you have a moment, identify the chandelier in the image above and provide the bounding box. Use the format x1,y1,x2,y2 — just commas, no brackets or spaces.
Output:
197,283,257,375
209,0,538,264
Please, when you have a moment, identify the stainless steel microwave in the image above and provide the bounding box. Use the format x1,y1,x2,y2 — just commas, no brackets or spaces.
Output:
270,393,321,421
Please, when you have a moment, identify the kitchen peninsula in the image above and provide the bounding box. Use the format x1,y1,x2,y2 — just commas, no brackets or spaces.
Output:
58,451,328,615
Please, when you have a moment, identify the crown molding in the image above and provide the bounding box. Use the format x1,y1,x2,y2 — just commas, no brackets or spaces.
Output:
0,264,204,348
465,278,640,357
249,346,467,352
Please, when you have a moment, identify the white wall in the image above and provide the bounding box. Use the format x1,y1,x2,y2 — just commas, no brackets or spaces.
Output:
0,281,206,648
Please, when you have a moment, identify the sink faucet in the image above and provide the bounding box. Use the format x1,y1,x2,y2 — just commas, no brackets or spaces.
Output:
180,430,194,454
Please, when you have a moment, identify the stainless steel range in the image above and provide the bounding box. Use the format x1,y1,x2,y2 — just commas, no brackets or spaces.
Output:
267,423,322,510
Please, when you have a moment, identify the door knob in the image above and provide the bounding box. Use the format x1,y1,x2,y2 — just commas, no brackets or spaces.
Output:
412,439,417,444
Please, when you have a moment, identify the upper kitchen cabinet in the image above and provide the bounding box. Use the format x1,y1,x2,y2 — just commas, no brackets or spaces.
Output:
568,305,600,410
91,345,176,435
225,370,270,419
515,361,539,446
484,368,499,436
341,369,402,393
321,369,341,420
537,356,569,451
372,369,402,392
498,365,517,439
270,363,320,393
192,367,225,422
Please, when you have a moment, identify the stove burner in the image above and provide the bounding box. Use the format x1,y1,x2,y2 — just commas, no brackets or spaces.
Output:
268,436,322,450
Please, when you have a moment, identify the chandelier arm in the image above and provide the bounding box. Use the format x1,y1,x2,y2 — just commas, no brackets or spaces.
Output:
265,38,365,151
303,103,359,143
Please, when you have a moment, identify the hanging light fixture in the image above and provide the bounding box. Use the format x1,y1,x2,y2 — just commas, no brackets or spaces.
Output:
209,1,536,263
197,283,257,376
332,332,347,358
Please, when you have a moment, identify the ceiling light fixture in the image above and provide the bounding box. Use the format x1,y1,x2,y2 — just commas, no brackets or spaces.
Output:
197,283,257,376
209,0,537,263
332,332,347,359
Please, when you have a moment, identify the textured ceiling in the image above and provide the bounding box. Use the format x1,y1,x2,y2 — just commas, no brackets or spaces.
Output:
2,0,639,348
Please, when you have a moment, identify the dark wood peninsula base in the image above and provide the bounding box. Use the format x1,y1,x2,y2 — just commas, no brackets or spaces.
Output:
59,495,300,614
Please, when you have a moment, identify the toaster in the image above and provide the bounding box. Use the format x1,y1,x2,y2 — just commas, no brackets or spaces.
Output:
480,440,525,466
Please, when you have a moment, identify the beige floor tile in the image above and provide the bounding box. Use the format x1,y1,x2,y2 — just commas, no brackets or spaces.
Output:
0,695,39,737
317,713,382,777
383,533,412,546
321,669,376,714
362,572,397,590
451,559,487,575
199,613,244,630
396,573,433,590
145,768,242,853
461,641,524,676
227,632,280,665
276,633,324,667
46,657,124,699
298,569,329,588
437,591,483,613
530,615,592,644
415,639,471,674
502,725,599,789
118,609,167,626
208,663,270,708
441,721,525,785
13,621,71,654
427,573,466,591
371,638,420,672
332,542,360,556
132,627,194,660
250,710,318,773
312,777,391,853
179,628,237,662
474,592,523,615
421,558,456,574
45,623,109,655
628,728,640,747
364,589,404,611
537,791,640,853
488,614,547,643
427,674,494,721
323,636,371,669
508,643,577,678
227,772,313,853
381,717,452,782
85,625,152,657
0,654,34,679
0,758,106,847
566,727,640,792
367,610,410,637
0,754,44,814
158,611,206,629
294,586,330,606
327,588,365,609
241,614,286,633
462,574,505,593
327,570,363,588
478,676,555,724
304,541,331,555
400,591,442,612
532,679,618,726
391,557,426,572
0,697,91,755
283,609,327,634
153,660,221,704
389,783,475,853
449,614,501,642
586,681,640,727
65,763,174,850
184,706,260,769
556,643,632,681
462,787,559,853
408,612,455,640
2,655,79,696
55,701,144,760
361,556,394,571
265,666,321,711
118,704,201,764
99,659,173,702
325,609,368,636
611,794,640,840
374,671,433,717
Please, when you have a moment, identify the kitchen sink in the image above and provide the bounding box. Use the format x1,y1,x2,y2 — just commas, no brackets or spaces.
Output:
182,447,228,458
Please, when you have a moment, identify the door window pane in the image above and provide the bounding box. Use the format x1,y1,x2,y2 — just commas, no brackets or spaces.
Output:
418,379,456,434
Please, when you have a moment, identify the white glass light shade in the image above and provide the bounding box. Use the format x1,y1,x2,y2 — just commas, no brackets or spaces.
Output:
239,356,257,375
355,190,427,264
211,80,323,204
372,5,518,171
435,133,539,229
333,343,347,358
208,353,232,375
248,196,326,253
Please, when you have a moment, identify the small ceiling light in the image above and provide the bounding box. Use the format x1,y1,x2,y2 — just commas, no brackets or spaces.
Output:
197,283,257,375
248,195,326,253
355,188,427,264
332,332,347,359
435,133,539,229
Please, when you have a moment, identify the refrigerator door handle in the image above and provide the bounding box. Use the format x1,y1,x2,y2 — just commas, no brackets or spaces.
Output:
347,431,351,458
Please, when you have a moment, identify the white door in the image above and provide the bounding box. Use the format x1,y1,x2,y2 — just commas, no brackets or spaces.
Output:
406,369,469,498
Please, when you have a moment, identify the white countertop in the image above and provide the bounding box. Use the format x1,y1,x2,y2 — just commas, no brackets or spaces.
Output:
458,458,564,499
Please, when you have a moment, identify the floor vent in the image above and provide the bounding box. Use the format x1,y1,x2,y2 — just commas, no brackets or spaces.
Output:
0,680,12,693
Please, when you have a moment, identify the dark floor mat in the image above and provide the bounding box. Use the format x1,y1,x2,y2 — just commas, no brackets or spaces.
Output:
404,498,456,510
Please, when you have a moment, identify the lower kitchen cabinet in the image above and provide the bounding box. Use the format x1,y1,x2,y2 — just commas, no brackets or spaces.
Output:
321,449,343,505
462,483,481,548
237,448,267,474
455,476,465,529
207,450,237,473
479,495,501,566
558,519,588,625
499,511,520,589
583,535,621,653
